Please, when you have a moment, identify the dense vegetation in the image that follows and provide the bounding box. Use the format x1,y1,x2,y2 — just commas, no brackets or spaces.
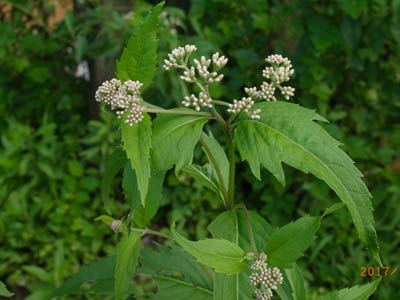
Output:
0,0,399,299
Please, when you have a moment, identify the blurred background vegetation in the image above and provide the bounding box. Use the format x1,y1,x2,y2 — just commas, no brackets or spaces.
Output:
0,0,399,299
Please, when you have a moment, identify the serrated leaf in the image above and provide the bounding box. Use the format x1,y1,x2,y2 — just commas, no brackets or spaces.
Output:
152,113,208,173
123,162,165,227
101,147,127,213
200,131,229,194
0,281,13,297
115,233,142,300
171,224,246,275
183,164,222,200
52,256,115,297
265,216,320,268
121,113,152,206
234,101,379,262
208,210,294,300
320,279,380,300
116,2,164,89
139,244,213,300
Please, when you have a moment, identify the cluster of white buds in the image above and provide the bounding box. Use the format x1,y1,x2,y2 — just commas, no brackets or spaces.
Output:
193,56,225,83
164,45,229,111
227,97,261,119
110,220,122,232
248,253,283,300
182,91,213,111
95,78,144,125
163,45,198,70
227,53,295,120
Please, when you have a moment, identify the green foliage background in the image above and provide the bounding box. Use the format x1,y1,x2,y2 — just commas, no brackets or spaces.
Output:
0,0,399,299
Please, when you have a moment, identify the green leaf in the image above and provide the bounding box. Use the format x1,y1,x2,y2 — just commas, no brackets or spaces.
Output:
265,216,320,268
285,264,307,300
200,131,229,194
320,279,380,300
123,162,165,227
152,113,209,173
115,233,142,300
183,164,222,200
171,224,246,275
208,210,294,300
101,147,127,213
121,113,152,206
234,101,379,262
0,281,13,297
116,2,164,89
95,215,115,226
52,256,115,297
139,244,213,300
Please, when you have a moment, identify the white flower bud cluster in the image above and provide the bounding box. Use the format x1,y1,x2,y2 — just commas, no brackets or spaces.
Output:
227,97,261,120
95,78,144,125
227,53,295,120
163,45,198,70
248,253,283,300
194,55,225,83
110,220,122,232
182,91,213,111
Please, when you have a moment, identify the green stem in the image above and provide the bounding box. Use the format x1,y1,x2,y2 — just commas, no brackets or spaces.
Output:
144,107,212,118
131,227,170,239
226,120,236,208
213,100,231,107
199,136,229,208
238,204,257,253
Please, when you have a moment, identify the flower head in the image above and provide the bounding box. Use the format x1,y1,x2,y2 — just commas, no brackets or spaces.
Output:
227,53,295,120
248,252,283,300
95,78,144,125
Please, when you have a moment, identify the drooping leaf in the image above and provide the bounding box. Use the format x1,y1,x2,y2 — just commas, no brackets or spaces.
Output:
115,233,142,300
265,216,320,268
171,224,246,275
234,101,379,262
183,164,223,201
0,281,13,297
152,113,209,173
121,113,152,206
101,147,127,213
200,131,229,194
139,244,213,300
52,256,115,297
116,2,164,90
208,210,294,300
123,162,165,227
320,279,380,300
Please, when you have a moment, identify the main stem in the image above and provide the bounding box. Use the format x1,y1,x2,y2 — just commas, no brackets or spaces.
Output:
211,107,236,209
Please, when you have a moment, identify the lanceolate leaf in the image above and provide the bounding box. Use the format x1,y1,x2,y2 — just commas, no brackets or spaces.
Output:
183,164,223,201
52,256,115,297
266,216,320,268
200,131,229,194
235,101,379,261
320,279,380,300
121,113,152,206
171,224,246,275
0,281,13,297
139,244,213,300
208,210,294,300
115,233,142,300
152,113,209,173
122,162,165,227
116,2,164,89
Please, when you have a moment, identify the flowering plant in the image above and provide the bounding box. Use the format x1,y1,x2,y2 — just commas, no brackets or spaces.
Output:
54,3,381,300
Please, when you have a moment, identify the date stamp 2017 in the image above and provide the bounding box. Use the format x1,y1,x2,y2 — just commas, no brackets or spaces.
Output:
360,266,397,277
